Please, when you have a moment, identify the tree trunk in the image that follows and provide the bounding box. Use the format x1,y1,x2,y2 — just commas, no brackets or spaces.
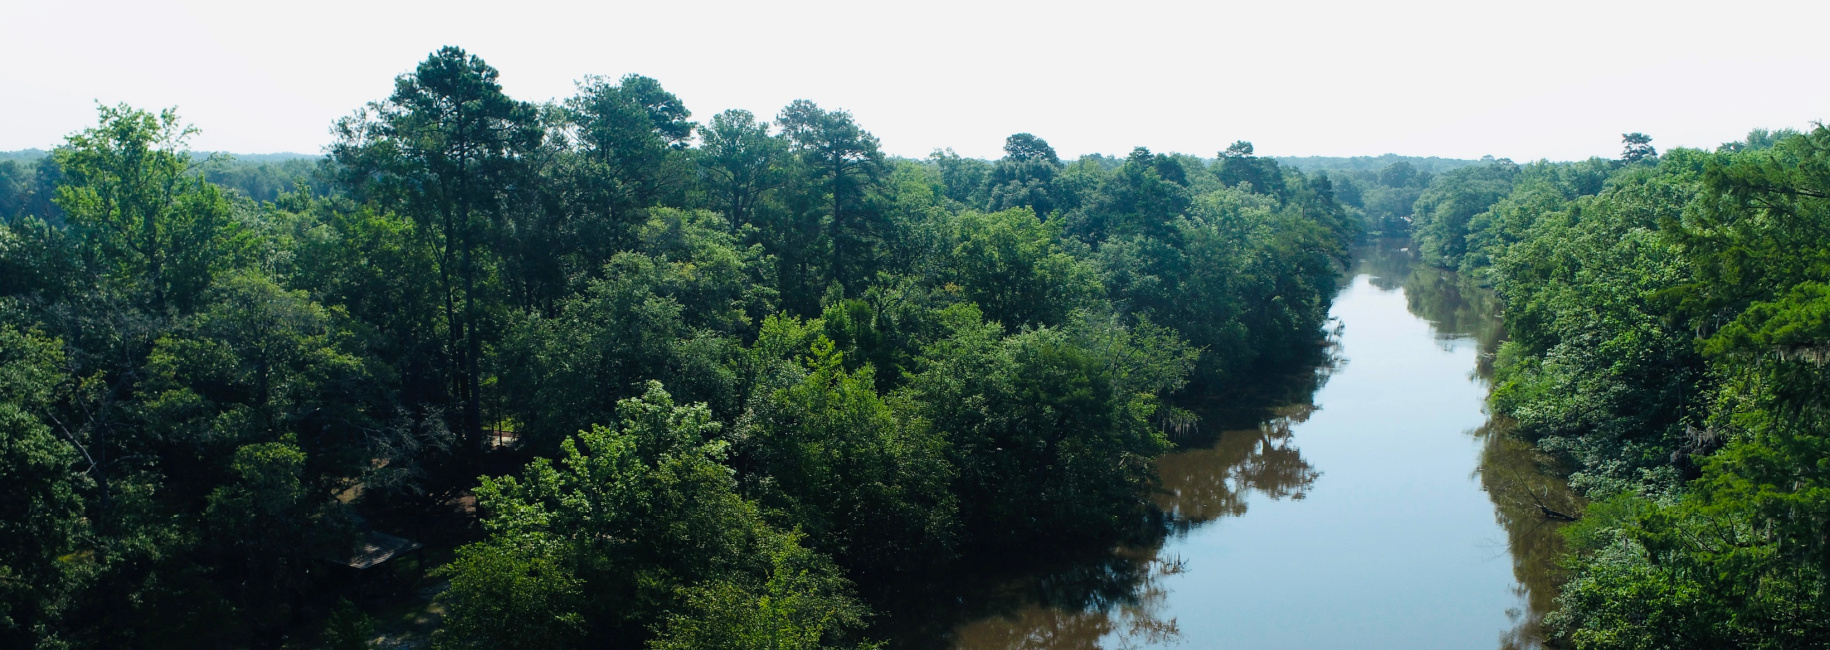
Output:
831,155,845,292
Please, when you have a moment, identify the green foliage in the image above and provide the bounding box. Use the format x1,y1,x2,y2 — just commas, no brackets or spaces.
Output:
435,535,587,650
1704,281,1830,356
1331,160,1434,235
197,156,329,203
778,100,887,294
331,45,543,445
565,73,697,246
1215,141,1286,197
1411,158,1520,267
322,599,377,650
1093,174,1345,389
926,149,991,208
130,271,376,511
447,384,869,647
1486,161,1704,492
55,104,249,311
1717,128,1802,154
0,326,87,649
901,314,1196,548
937,208,1100,329
700,110,788,231
1064,147,1192,243
813,281,974,393
737,339,957,575
1621,133,1656,165
498,240,751,451
650,532,878,650
0,155,62,225
1548,466,1830,649
0,215,81,302
203,438,350,634
1273,154,1481,175
1462,127,1830,647
0,48,1359,648
985,134,1065,216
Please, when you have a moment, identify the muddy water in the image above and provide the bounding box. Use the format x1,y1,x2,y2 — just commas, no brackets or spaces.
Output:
947,241,1577,650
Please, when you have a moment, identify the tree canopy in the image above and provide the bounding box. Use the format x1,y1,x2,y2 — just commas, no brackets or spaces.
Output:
1416,126,1830,648
0,47,1356,649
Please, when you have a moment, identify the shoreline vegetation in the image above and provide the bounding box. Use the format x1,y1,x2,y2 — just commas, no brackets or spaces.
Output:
1409,127,1830,647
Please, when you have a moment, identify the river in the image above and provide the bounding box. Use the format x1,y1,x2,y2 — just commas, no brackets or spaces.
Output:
942,240,1580,650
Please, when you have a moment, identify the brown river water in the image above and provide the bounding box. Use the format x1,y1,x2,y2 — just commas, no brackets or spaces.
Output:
942,240,1581,650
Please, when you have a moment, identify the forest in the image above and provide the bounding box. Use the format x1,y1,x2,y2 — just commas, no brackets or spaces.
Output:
8,44,1827,650
0,47,1357,648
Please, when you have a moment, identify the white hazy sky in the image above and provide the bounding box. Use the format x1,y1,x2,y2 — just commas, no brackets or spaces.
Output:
3,0,1826,161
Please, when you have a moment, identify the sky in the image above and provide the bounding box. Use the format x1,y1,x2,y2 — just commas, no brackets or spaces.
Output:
3,0,1827,162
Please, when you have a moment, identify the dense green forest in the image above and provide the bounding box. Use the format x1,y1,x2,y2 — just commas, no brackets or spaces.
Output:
1408,128,1830,647
0,47,1357,648
14,41,1818,650
1261,154,1480,238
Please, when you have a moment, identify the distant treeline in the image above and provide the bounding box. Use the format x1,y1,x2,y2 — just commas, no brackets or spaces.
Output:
0,47,1356,648
0,149,315,162
3,151,1479,240
2,150,329,211
1405,127,1830,648
1272,153,1481,174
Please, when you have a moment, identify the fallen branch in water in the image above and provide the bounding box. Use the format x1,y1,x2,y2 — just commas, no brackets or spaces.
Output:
1537,504,1580,522
1505,465,1581,522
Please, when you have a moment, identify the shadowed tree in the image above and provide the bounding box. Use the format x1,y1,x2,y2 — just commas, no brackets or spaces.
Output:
1621,132,1656,164
1002,133,1060,165
617,74,695,148
1214,141,1283,197
699,109,787,231
331,46,542,448
565,74,697,253
987,133,1065,215
778,100,885,293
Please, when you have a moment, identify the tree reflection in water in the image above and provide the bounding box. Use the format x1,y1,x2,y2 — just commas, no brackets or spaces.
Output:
941,240,1582,650
1475,419,1579,650
943,350,1335,649
948,547,1185,650
1383,238,1580,650
1155,404,1321,531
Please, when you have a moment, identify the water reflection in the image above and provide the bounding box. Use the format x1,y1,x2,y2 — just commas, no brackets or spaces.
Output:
941,239,1579,650
1155,405,1320,530
1372,240,1578,649
1354,236,1420,292
1476,420,1579,650
944,395,1328,649
948,547,1184,650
